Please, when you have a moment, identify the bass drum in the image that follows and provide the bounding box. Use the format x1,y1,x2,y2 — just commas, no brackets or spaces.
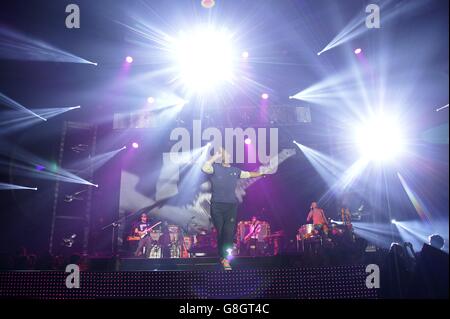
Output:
147,244,162,258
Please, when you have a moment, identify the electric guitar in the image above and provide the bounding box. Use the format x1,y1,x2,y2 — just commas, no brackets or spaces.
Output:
244,222,261,243
138,221,162,239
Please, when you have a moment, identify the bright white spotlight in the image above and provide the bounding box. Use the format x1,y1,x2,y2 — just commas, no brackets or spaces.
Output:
354,115,405,162
173,27,235,93
391,219,397,224
241,51,249,59
176,99,188,107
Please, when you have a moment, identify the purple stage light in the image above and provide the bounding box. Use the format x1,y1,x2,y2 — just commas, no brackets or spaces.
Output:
35,165,45,171
125,56,133,63
261,93,269,100
244,138,252,145
354,48,362,55
132,142,139,149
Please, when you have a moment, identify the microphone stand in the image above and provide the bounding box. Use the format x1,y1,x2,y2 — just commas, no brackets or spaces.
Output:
102,215,128,257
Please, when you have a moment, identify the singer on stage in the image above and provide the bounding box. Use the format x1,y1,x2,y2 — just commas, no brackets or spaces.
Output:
202,147,266,270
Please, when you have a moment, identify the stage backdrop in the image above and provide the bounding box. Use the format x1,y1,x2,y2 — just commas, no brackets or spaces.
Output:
115,122,315,253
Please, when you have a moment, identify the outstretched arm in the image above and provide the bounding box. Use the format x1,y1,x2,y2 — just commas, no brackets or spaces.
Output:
240,170,264,178
201,151,222,174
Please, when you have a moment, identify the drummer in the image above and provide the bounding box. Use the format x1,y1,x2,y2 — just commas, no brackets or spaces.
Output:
306,202,329,236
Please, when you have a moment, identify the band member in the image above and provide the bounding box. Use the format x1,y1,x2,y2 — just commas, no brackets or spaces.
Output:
202,147,267,270
340,207,352,228
132,213,152,257
306,202,329,236
244,216,263,256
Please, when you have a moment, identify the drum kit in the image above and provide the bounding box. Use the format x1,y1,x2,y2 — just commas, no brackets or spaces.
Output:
127,224,185,258
296,221,353,252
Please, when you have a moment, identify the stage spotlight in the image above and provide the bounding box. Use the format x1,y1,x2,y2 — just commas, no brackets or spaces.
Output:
244,138,252,145
125,56,133,63
132,142,139,149
241,51,249,59
436,104,449,112
354,115,405,162
94,184,99,188
261,93,269,100
354,48,362,55
176,99,188,107
201,0,215,9
147,97,155,104
173,27,235,93
391,219,397,224
92,62,98,66
1,183,39,191
226,248,234,260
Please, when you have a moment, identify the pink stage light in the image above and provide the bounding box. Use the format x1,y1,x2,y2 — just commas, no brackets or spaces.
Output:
244,138,252,145
132,142,139,149
125,56,133,63
354,48,362,55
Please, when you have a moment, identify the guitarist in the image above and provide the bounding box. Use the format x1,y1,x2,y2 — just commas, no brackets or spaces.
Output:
133,213,153,257
202,147,268,270
243,216,263,256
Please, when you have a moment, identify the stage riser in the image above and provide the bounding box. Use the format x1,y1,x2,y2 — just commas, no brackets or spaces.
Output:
0,265,378,299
